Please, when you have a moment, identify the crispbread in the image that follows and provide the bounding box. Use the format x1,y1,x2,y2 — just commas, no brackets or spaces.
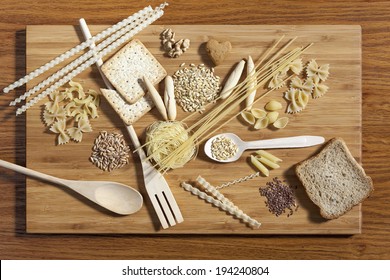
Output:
100,88,154,126
295,138,373,219
101,39,167,104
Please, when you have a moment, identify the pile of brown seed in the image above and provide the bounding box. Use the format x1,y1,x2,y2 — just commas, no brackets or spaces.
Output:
172,63,220,112
259,177,298,217
90,131,131,171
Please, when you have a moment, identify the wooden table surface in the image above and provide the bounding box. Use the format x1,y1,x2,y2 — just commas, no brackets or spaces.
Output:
0,0,389,260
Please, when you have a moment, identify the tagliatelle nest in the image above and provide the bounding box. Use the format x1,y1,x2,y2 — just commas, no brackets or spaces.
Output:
145,121,197,170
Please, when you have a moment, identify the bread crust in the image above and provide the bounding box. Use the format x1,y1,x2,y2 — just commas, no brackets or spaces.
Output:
295,137,373,219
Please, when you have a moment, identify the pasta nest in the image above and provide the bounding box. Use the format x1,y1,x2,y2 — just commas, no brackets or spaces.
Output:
145,121,197,170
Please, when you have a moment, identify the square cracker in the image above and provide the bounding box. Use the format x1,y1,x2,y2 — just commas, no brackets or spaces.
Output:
100,88,154,126
101,39,167,104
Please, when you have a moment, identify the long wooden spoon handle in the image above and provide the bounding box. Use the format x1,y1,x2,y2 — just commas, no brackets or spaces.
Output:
0,159,64,186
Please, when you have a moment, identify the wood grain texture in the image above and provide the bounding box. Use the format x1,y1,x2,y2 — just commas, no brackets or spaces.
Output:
25,25,361,235
0,0,389,260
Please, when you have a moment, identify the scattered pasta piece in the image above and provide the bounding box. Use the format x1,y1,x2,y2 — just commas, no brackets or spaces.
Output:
250,108,266,119
290,76,314,95
285,88,308,114
311,76,329,98
241,111,256,125
273,117,289,129
255,150,282,163
268,71,286,89
265,100,283,111
43,105,66,126
254,117,269,130
49,120,70,145
67,116,92,142
250,150,282,177
250,155,269,176
306,59,330,82
288,58,303,75
266,111,279,124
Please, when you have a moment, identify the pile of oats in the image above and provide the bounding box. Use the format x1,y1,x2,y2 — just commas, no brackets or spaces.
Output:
172,63,220,112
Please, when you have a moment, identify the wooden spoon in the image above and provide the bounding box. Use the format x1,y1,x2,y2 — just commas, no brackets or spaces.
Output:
0,159,143,215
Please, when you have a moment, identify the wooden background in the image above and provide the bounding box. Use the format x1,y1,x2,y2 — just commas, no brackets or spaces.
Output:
0,0,389,259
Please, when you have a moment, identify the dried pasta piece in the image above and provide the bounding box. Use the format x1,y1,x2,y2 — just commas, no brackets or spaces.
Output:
266,111,279,124
67,80,85,99
250,155,269,176
43,106,66,126
241,111,256,125
268,71,286,89
285,88,309,114
84,101,99,119
254,117,269,130
49,90,67,103
290,76,314,95
273,117,289,128
311,76,329,98
181,177,261,229
289,58,303,75
45,96,63,114
49,119,70,145
67,116,92,142
87,89,100,107
250,108,267,119
306,59,330,81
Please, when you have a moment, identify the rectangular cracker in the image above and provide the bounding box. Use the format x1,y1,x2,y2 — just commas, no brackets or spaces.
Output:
100,88,154,126
101,39,167,104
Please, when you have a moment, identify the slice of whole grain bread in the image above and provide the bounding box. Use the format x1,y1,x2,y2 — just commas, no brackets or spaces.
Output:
295,137,373,219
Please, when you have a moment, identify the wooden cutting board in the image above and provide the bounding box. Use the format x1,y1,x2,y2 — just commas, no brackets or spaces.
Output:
25,25,362,234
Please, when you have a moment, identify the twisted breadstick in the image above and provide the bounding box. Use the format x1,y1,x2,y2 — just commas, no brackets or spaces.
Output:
181,180,261,229
3,5,153,94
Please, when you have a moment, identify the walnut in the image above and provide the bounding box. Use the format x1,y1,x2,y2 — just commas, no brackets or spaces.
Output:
160,28,190,58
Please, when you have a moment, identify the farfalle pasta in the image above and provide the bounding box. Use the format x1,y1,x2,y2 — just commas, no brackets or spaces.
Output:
49,119,70,145
288,58,303,75
67,116,92,142
43,81,100,145
290,76,314,95
268,71,287,89
285,88,309,114
306,59,330,81
311,76,329,98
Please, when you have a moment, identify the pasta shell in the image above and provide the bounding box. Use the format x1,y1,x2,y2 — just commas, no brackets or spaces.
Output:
241,111,256,125
266,111,279,124
265,100,283,111
250,108,267,119
254,117,269,130
273,117,289,129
